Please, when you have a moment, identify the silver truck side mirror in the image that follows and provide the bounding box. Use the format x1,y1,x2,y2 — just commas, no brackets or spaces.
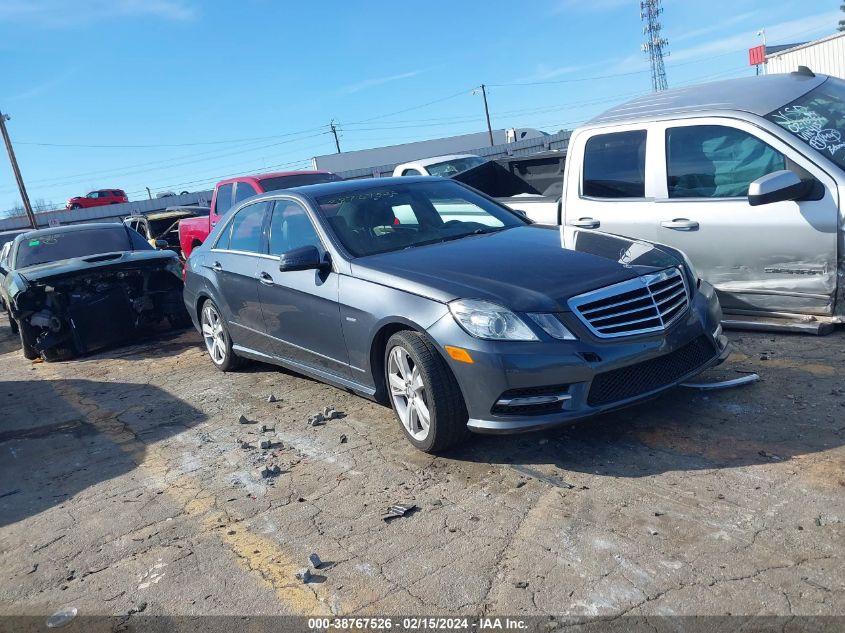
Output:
748,170,813,206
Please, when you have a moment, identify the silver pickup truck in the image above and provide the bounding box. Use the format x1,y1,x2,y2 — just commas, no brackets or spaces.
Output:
554,68,845,334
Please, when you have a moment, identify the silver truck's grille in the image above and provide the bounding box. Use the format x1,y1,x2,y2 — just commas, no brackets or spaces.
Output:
569,267,689,338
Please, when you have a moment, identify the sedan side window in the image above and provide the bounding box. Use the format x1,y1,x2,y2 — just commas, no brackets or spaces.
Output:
227,201,269,253
269,201,321,256
582,130,647,198
666,125,786,198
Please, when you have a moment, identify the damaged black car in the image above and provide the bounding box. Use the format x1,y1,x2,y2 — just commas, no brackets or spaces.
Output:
0,223,191,361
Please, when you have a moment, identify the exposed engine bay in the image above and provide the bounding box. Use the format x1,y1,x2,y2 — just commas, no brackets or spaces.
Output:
15,264,189,360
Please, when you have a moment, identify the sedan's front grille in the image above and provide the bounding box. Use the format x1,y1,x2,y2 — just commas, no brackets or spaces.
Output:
569,267,688,338
587,335,716,407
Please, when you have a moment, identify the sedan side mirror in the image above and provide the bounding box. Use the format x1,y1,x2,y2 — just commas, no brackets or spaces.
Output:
748,170,813,206
279,245,329,272
154,239,169,249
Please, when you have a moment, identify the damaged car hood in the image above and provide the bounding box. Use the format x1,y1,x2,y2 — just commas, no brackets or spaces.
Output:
350,225,683,312
16,250,180,285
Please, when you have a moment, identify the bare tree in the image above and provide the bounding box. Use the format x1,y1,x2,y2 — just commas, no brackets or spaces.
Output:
31,198,57,213
840,3,845,32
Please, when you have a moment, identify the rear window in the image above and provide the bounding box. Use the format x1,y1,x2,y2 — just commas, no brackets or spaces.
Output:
14,227,135,268
258,173,340,192
582,130,647,198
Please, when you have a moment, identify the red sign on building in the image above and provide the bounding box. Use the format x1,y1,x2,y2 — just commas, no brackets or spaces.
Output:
748,45,766,66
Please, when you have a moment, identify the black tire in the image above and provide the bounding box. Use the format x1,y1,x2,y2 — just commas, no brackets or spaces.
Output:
8,310,19,335
70,203,81,210
167,307,193,330
199,299,242,371
18,320,38,360
384,330,470,453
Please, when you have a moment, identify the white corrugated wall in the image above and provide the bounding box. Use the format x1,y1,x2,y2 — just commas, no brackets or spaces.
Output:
766,32,845,79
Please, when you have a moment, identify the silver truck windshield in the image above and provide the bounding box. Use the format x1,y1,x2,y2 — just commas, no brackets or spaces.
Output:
765,77,845,173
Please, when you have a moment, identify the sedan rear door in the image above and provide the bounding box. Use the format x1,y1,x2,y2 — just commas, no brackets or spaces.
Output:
207,200,270,353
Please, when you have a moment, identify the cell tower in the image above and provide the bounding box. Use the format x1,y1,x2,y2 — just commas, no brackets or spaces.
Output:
640,0,669,92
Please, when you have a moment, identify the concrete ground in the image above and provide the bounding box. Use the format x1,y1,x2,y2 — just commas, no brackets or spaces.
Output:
0,312,843,620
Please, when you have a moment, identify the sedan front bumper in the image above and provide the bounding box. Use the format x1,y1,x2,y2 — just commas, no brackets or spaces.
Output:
426,280,727,434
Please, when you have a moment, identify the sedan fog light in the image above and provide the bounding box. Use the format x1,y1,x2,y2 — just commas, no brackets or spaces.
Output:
527,313,577,340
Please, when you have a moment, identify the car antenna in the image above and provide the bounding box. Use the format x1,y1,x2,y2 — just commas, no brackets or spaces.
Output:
792,66,815,77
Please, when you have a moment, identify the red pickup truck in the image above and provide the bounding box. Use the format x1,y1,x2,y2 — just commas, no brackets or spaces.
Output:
178,170,339,258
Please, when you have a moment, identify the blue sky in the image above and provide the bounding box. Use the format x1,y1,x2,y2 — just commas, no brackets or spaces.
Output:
0,0,841,211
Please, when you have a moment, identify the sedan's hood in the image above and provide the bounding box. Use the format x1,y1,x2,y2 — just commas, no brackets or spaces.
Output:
18,250,180,285
350,226,682,312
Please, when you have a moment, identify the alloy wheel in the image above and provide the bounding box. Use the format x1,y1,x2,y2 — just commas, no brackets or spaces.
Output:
387,345,431,441
201,303,226,365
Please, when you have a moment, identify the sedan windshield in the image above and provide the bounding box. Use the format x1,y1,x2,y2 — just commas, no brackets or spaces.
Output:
15,227,133,268
765,77,845,172
314,180,525,257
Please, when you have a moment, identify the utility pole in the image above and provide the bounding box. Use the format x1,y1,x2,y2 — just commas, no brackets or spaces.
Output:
0,110,37,229
480,84,494,147
330,120,341,154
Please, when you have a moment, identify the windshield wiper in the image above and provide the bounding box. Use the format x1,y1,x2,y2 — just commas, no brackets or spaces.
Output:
403,227,509,250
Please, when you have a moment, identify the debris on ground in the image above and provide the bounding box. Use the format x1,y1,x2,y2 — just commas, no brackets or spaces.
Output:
267,394,277,403
308,413,326,427
514,581,529,589
758,450,784,461
323,406,336,419
259,464,283,478
260,424,275,433
383,503,417,521
259,439,271,449
296,568,313,583
237,440,252,450
680,373,760,390
46,606,77,628
339,434,348,444
238,415,255,425
127,602,147,615
309,553,322,569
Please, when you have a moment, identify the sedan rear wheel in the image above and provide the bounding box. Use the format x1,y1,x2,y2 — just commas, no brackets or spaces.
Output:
200,300,241,371
385,331,470,453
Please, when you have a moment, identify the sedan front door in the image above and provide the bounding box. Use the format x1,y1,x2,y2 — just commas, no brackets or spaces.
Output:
654,119,839,315
257,199,349,378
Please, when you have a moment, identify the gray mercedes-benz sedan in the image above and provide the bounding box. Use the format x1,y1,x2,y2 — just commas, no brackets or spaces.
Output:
183,177,729,452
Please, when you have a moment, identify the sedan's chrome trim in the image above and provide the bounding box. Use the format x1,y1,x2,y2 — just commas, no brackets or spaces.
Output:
495,394,572,407
568,267,689,339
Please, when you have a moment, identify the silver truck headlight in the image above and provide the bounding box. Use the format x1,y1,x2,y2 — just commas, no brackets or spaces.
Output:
449,299,538,341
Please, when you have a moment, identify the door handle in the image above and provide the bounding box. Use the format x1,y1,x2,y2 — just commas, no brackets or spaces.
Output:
568,217,600,229
660,218,699,231
258,272,274,286
211,261,223,272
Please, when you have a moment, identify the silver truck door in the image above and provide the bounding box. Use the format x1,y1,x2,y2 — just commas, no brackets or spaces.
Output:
654,118,839,316
562,126,659,241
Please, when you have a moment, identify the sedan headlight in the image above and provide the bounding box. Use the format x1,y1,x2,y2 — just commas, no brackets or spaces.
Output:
449,299,538,341
527,313,577,340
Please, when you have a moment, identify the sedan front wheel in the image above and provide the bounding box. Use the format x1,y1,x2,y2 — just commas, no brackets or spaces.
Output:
385,331,469,452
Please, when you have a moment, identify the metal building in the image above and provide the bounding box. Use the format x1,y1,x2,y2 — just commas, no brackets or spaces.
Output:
766,32,845,79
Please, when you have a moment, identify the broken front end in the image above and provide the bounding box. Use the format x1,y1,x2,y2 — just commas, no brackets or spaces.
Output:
11,256,189,360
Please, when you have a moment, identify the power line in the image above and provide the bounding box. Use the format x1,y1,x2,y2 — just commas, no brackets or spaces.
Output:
15,125,330,149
